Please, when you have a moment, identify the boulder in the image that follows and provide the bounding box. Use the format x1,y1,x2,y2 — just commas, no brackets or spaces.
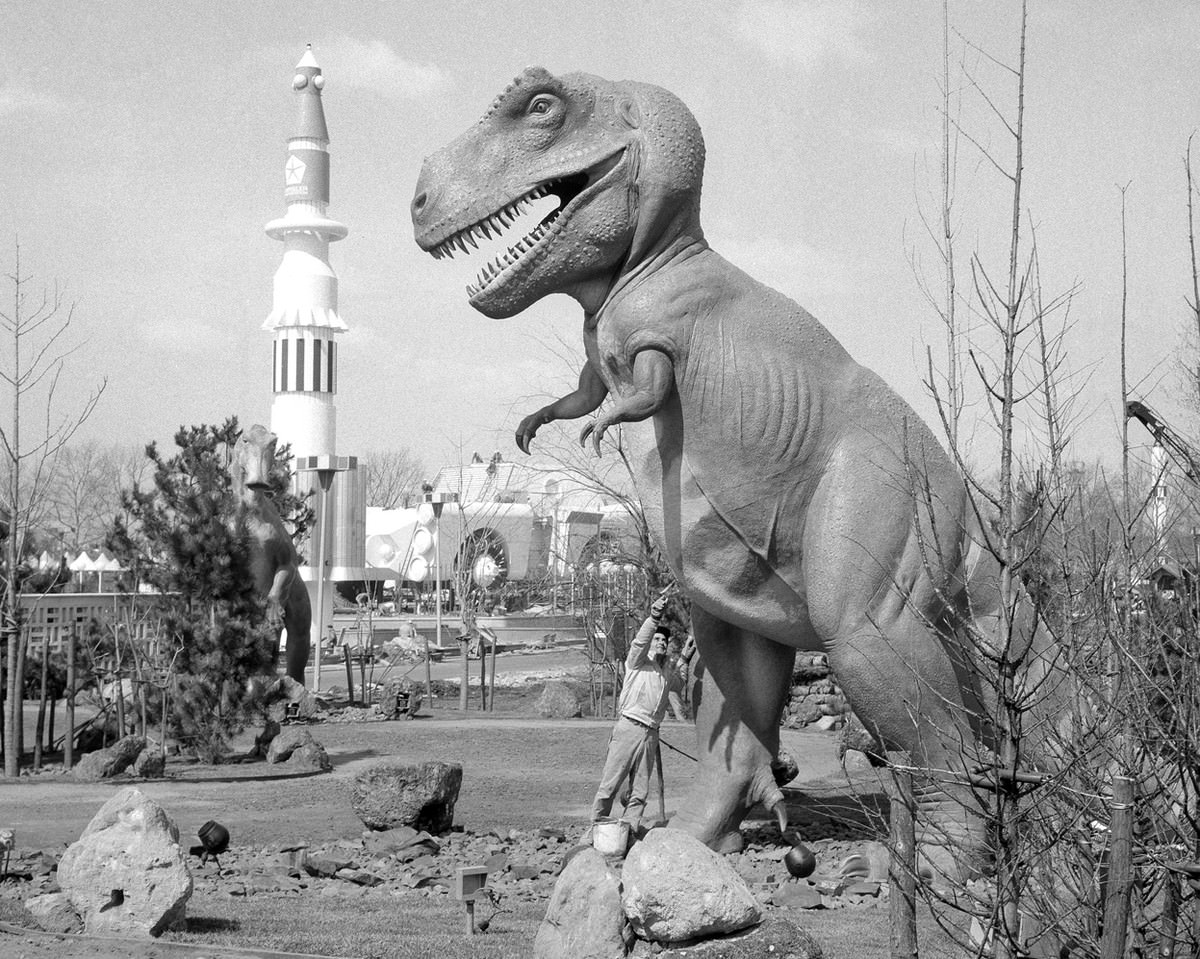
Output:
25,891,82,934
132,747,165,779
57,786,192,937
266,727,331,771
350,761,462,833
266,676,320,721
72,734,147,782
642,916,823,958
622,828,760,943
534,846,629,959
536,680,583,719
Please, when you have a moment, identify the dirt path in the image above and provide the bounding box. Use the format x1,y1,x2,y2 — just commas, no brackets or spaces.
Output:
0,716,848,959
2,716,840,851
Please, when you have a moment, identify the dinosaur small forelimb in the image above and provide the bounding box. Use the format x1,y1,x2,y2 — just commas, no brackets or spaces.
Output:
516,361,610,455
579,348,674,456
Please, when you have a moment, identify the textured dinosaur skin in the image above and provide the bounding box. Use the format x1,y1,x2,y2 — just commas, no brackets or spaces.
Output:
231,425,312,685
412,69,1063,863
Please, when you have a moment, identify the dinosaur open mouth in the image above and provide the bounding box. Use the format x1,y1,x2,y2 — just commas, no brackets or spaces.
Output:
426,148,625,299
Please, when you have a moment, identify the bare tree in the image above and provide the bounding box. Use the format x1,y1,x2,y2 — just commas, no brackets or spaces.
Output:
43,441,114,551
363,448,425,509
1,243,105,777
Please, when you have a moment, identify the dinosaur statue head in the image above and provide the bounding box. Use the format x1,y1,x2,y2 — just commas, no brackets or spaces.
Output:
232,424,278,492
412,67,706,317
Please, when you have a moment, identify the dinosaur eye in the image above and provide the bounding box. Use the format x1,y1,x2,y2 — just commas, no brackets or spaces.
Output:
528,95,556,116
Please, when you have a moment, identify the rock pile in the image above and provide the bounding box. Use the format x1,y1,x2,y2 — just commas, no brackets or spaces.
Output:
782,654,849,730
3,814,893,947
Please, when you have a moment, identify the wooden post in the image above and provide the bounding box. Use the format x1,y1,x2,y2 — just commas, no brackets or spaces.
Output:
1100,776,1135,959
464,899,475,935
487,629,497,713
13,630,26,761
479,640,487,710
358,640,368,707
137,683,147,738
424,629,434,712
1159,868,1178,959
160,680,169,762
888,767,919,959
32,647,47,771
459,635,469,711
46,694,55,758
64,631,75,771
343,644,355,706
115,673,127,740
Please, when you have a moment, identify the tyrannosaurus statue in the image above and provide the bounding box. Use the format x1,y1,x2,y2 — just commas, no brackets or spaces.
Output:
411,68,1065,865
230,424,312,686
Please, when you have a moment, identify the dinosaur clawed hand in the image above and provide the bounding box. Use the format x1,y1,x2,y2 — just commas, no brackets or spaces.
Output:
579,416,613,456
515,408,552,455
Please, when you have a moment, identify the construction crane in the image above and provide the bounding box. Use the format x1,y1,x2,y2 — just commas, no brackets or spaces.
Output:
1125,399,1200,554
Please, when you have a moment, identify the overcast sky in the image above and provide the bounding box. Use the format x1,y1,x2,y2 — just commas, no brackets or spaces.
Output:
2,1,1197,478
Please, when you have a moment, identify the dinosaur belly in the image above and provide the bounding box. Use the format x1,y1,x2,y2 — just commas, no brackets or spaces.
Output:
627,410,817,648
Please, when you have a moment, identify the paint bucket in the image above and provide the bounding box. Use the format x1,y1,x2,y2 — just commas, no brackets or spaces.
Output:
591,818,630,856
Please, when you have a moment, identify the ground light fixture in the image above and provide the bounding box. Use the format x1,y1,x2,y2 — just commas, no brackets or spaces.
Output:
190,820,230,867
453,865,490,934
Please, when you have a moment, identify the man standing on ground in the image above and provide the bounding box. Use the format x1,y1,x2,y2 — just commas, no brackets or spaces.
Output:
590,591,696,833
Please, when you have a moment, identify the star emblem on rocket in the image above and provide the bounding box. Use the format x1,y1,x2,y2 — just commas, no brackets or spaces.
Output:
285,154,307,185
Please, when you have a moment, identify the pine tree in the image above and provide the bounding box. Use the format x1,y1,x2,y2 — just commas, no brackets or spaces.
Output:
108,418,308,762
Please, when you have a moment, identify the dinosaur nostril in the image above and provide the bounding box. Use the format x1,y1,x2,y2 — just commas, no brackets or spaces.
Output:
412,191,428,216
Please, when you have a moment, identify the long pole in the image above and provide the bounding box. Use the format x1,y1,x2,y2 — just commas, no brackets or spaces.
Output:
423,609,433,709
311,469,337,693
64,630,75,771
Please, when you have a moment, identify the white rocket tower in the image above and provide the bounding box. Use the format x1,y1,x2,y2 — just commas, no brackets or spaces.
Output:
264,45,347,454
262,46,372,657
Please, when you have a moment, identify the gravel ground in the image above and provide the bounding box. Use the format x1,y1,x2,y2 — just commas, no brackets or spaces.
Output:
0,711,875,959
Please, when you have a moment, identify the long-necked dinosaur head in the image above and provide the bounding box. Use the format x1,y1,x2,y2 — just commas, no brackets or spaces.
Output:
411,67,706,317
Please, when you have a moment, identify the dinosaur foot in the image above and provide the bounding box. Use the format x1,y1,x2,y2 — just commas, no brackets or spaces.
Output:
671,762,790,855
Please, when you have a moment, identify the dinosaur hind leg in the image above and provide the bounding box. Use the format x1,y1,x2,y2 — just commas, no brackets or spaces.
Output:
282,580,312,686
826,612,987,881
670,606,796,853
